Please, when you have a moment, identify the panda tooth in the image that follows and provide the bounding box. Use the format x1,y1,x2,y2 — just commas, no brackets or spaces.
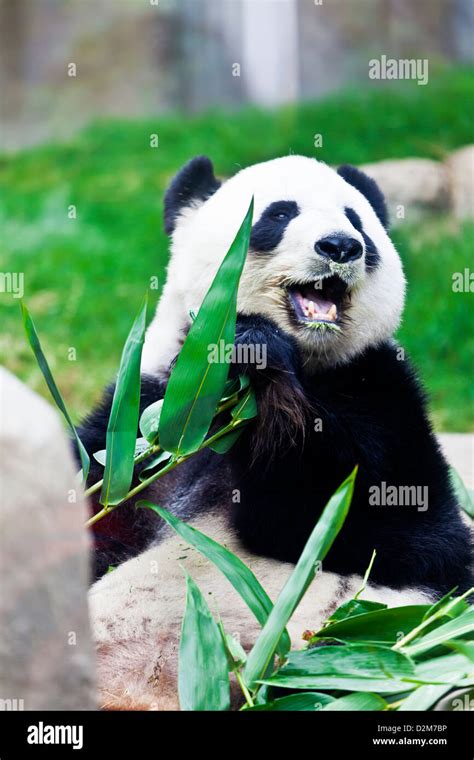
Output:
327,304,337,320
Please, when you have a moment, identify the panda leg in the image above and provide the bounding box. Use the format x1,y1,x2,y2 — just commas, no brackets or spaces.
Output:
89,513,432,710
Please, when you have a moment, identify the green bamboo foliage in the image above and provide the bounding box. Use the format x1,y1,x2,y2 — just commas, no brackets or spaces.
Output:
20,302,90,480
100,295,147,506
178,572,230,711
450,466,474,518
158,199,254,457
142,477,473,711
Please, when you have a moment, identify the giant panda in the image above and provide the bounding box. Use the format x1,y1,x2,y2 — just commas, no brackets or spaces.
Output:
79,155,472,710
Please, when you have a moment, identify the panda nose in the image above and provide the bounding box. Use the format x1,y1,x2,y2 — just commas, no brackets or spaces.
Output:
315,236,363,264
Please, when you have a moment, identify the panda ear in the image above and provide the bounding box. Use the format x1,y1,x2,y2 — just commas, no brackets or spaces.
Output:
337,164,389,229
164,155,221,234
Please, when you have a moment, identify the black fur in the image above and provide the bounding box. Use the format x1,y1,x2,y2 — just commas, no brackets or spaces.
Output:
164,155,221,234
344,207,363,234
345,206,381,270
250,201,300,252
228,322,471,595
78,320,471,595
338,165,389,229
231,314,311,455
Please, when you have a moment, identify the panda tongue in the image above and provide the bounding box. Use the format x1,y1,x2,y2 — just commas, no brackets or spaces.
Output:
293,288,337,320
291,282,339,321
311,295,333,314
294,290,337,321
297,283,333,313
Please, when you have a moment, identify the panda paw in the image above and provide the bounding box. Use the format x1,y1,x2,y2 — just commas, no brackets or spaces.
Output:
231,314,312,457
233,313,301,380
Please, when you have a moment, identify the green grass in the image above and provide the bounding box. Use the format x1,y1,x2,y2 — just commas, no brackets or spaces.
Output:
0,65,473,428
394,218,474,431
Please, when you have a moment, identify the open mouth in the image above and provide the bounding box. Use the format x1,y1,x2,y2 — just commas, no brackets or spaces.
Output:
287,275,349,329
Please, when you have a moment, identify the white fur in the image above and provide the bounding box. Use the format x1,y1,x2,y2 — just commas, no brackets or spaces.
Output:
142,156,405,374
89,514,431,711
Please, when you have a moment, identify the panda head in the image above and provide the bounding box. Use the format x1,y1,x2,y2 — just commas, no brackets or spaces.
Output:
144,155,405,373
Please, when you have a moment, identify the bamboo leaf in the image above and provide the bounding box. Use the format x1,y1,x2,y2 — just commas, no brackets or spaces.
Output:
316,605,429,645
220,374,249,403
326,599,387,624
20,302,90,480
444,640,474,661
218,626,247,669
415,651,473,685
100,296,147,506
208,427,244,454
209,387,257,453
260,644,415,694
159,199,254,456
139,399,163,444
230,387,258,421
138,501,291,657
245,692,335,711
322,692,387,711
399,684,453,711
422,587,466,622
243,467,357,689
450,466,474,518
93,437,149,467
402,608,474,657
179,572,230,711
137,449,172,481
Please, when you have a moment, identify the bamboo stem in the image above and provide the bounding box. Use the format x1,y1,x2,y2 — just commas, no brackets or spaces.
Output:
392,586,474,651
84,417,244,528
83,442,161,499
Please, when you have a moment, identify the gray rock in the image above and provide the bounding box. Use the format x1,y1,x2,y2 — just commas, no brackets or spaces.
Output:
0,369,96,710
438,433,474,491
360,158,449,223
445,145,474,219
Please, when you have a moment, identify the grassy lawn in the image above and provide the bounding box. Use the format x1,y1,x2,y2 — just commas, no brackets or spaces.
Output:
393,217,473,431
1,66,473,429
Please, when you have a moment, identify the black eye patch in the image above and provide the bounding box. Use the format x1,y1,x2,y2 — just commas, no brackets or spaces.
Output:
344,207,363,232
250,201,300,253
344,207,380,271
